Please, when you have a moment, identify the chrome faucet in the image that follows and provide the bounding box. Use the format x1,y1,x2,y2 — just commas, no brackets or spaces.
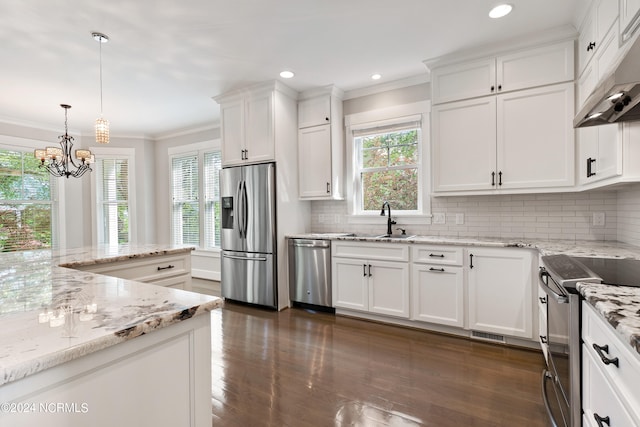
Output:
380,201,396,236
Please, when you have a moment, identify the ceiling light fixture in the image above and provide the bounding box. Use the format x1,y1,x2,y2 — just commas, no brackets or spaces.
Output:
489,4,513,19
34,104,94,178
93,32,110,144
280,70,294,79
371,73,382,80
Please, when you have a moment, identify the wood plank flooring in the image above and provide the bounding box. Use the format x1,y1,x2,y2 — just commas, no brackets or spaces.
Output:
211,302,549,426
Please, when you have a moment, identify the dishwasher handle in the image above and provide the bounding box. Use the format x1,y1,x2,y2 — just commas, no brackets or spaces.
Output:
292,239,330,248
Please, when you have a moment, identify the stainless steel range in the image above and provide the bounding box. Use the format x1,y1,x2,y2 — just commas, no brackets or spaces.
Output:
539,255,640,427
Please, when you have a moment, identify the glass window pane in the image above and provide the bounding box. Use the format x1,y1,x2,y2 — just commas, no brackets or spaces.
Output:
361,168,418,211
389,143,418,167
362,147,388,169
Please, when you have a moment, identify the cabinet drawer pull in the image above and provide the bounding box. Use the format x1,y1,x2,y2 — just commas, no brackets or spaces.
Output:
326,182,331,193
587,157,596,178
429,267,445,272
539,296,547,304
429,253,445,258
368,264,372,277
587,41,596,51
469,253,474,269
157,264,175,271
594,414,610,427
491,171,496,186
539,335,547,344
498,171,503,186
592,343,619,367
363,264,367,277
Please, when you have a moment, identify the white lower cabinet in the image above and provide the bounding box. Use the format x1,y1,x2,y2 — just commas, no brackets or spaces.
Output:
332,242,409,318
70,252,193,290
467,247,534,339
411,246,464,328
582,302,640,426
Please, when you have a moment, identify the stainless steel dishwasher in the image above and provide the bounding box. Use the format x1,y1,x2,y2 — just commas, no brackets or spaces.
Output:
288,238,333,310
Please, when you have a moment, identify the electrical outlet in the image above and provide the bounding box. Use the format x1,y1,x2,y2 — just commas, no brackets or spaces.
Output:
433,213,446,224
456,213,464,225
592,212,605,227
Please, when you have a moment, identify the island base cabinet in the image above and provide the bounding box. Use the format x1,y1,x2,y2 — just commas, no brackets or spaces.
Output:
467,248,534,340
411,264,464,327
0,313,212,427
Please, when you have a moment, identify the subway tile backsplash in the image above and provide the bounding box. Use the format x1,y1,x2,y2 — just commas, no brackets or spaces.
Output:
309,185,640,244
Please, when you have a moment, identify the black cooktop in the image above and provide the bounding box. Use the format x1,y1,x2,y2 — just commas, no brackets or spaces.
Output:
572,257,640,287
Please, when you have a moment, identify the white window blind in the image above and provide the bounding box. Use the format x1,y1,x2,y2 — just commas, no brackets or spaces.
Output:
203,151,222,248
171,154,199,246
97,158,130,245
0,148,57,252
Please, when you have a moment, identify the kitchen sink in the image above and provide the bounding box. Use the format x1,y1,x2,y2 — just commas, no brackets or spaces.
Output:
373,234,417,240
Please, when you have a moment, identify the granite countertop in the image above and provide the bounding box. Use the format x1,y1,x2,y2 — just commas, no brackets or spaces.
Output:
0,245,221,386
290,233,640,356
577,282,640,359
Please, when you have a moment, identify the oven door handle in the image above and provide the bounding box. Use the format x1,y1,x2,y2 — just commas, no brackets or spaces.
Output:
539,268,569,304
541,370,561,427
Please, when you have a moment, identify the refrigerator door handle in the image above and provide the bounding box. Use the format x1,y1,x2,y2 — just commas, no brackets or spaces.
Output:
242,180,249,239
235,181,244,238
222,253,268,262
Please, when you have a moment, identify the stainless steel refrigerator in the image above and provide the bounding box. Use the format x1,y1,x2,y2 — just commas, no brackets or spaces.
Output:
220,162,277,308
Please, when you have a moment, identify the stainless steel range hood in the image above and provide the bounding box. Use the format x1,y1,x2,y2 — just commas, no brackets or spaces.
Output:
574,34,640,128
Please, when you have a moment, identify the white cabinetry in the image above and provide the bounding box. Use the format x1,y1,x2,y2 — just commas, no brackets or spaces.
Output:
621,0,640,40
216,81,297,167
578,124,621,185
431,40,574,104
71,251,193,291
332,241,409,318
582,302,640,426
433,83,574,193
430,40,574,195
411,246,464,327
297,86,344,200
467,248,534,339
578,0,619,77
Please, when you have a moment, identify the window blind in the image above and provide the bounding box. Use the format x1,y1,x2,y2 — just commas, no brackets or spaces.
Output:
203,151,221,248
171,154,199,246
99,158,129,245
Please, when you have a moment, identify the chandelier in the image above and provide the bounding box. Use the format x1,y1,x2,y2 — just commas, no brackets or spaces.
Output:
93,32,110,144
34,104,94,178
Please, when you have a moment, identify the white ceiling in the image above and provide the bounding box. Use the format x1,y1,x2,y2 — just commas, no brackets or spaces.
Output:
0,0,588,138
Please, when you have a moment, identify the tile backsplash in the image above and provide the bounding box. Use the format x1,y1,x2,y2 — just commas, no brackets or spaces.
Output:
309,186,640,243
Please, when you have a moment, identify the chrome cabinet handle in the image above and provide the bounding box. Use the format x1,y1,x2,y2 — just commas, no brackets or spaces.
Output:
157,264,175,271
592,343,619,367
594,414,610,427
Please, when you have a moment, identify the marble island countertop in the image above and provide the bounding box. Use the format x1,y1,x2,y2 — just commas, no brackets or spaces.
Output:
0,245,221,386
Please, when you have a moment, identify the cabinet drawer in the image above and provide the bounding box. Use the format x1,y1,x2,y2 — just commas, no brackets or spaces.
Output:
582,302,640,420
411,245,463,265
582,343,640,427
331,241,409,262
76,255,190,282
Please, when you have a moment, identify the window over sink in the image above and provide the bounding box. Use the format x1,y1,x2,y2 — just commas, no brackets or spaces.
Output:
345,102,431,223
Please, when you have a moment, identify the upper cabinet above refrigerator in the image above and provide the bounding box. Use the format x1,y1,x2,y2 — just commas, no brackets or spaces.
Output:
214,81,298,167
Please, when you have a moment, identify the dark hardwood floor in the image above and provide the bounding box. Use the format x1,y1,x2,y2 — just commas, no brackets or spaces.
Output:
211,302,549,426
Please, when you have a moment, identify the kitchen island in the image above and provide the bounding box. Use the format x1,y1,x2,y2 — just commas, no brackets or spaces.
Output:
0,246,221,427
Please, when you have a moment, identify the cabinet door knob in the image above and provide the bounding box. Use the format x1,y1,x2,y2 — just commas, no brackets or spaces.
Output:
498,84,502,91
325,117,330,121
490,85,495,92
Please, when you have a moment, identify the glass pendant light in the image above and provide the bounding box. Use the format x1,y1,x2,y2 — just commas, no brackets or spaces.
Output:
93,32,110,144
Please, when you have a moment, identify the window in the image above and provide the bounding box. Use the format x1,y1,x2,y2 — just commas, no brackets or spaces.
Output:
0,148,58,252
170,148,222,249
96,157,130,245
355,123,420,213
345,103,430,222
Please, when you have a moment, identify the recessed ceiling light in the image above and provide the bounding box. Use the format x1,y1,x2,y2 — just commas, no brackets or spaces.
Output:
279,70,294,79
489,4,513,19
371,73,382,80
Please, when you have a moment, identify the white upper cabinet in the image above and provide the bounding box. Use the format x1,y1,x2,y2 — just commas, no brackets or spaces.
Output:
297,86,344,200
431,40,574,105
215,81,297,167
578,0,619,78
620,0,640,41
577,124,622,185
